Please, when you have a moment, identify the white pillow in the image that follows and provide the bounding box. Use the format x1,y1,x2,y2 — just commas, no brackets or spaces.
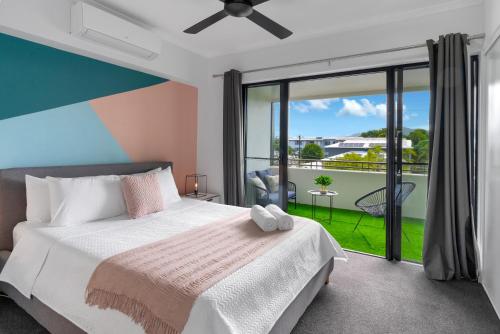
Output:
143,167,161,174
250,177,268,199
25,175,51,223
47,175,126,226
265,175,279,193
157,167,181,207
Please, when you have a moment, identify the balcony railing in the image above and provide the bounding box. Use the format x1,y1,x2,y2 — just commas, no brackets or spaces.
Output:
247,157,428,174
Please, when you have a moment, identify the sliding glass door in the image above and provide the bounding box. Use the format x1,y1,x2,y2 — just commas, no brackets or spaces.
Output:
244,63,430,263
244,84,288,209
287,72,388,258
393,66,430,262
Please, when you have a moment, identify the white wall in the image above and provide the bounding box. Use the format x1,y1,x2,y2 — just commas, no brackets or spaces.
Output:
0,0,208,88
246,86,276,172
0,0,215,197
198,3,484,199
479,0,500,318
484,0,500,37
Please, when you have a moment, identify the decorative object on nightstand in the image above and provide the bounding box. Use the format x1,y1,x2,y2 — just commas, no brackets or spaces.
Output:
185,174,207,198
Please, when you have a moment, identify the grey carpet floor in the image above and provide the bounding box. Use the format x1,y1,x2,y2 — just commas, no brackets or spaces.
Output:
1,252,499,334
0,295,49,334
292,252,500,334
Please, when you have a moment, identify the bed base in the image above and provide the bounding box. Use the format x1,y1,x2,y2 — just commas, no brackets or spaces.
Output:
1,251,333,334
269,258,334,334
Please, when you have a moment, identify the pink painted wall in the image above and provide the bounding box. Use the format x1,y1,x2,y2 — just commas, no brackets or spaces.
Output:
90,81,198,193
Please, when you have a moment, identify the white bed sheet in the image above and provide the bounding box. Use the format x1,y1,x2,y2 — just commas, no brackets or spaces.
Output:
0,199,346,334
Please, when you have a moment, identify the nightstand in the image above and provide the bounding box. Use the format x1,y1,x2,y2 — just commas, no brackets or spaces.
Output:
183,193,221,203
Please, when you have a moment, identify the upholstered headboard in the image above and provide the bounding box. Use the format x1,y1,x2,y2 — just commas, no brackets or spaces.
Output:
0,162,173,251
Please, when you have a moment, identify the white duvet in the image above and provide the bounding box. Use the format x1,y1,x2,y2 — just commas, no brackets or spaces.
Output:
0,199,346,334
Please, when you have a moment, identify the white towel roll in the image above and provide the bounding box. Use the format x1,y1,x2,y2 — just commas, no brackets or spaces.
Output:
265,204,294,231
251,205,278,232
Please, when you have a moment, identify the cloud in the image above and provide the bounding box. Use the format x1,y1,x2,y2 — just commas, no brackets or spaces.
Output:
337,98,417,120
291,98,339,113
309,99,332,110
404,112,418,121
292,103,311,113
338,98,387,117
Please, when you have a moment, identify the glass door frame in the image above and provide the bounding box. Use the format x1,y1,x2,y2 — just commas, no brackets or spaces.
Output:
389,63,431,261
243,62,429,261
243,82,289,210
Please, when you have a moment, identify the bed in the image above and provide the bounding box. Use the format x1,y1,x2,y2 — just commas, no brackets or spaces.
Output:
0,162,345,334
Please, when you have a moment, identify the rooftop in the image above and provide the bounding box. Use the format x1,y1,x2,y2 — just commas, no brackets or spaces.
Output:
326,138,413,149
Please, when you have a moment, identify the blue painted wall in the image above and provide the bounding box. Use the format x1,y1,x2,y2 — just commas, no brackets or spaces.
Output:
0,102,130,168
0,32,167,120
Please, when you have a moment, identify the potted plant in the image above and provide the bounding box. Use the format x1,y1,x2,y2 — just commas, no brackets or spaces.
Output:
314,175,333,194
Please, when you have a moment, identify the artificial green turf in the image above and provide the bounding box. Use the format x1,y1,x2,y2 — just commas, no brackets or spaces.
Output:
288,203,424,263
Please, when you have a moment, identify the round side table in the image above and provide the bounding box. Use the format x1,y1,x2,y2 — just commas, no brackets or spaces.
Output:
307,190,339,224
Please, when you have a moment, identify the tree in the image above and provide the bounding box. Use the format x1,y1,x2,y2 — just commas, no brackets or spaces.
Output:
405,129,429,164
340,152,364,161
324,145,385,171
402,148,417,162
368,145,385,160
364,145,385,171
301,143,324,160
414,140,429,163
325,151,363,170
272,137,280,153
407,129,429,146
360,128,386,138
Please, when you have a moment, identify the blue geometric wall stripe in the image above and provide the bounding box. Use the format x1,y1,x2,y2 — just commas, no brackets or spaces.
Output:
0,32,167,120
0,102,130,168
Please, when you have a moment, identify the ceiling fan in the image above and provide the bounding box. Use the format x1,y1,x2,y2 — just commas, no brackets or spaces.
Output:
184,0,293,39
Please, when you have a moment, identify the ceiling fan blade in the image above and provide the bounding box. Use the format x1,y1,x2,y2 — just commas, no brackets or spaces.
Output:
251,0,271,5
184,10,228,34
247,10,292,39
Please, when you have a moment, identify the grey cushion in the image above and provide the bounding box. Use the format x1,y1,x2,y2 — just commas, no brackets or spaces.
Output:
256,169,272,182
246,171,257,179
268,191,296,204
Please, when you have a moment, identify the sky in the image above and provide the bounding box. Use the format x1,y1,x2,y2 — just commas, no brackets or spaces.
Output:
273,91,430,137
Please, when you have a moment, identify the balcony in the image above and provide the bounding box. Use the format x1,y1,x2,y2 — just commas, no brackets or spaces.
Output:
251,159,427,262
288,203,424,262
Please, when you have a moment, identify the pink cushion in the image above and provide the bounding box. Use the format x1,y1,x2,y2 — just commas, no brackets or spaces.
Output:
121,173,164,219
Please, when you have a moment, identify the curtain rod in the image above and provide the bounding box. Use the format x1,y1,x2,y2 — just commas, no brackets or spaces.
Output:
212,33,485,78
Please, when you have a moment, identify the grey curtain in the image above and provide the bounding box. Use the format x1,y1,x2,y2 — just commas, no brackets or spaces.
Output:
223,69,244,206
423,34,477,280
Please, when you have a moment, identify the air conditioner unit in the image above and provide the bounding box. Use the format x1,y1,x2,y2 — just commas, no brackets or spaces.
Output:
71,2,161,59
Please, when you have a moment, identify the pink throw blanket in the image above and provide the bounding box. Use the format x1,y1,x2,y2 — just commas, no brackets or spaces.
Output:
85,211,305,334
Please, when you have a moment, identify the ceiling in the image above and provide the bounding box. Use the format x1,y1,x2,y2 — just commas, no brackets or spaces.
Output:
248,68,429,102
290,68,429,101
89,0,480,57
